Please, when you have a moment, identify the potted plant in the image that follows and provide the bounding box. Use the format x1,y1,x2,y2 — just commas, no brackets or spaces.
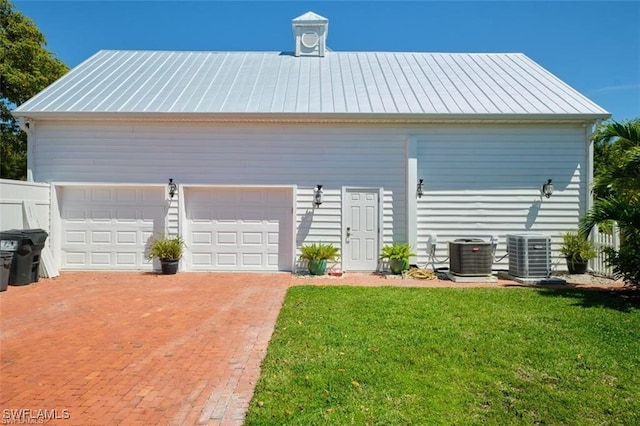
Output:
559,231,597,274
146,234,185,275
380,242,416,274
299,242,340,276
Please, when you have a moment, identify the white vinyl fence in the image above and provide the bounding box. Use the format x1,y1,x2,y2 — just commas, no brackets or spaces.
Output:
591,223,620,278
0,178,58,277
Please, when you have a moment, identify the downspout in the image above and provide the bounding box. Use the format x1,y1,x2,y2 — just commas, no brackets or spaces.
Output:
18,118,35,182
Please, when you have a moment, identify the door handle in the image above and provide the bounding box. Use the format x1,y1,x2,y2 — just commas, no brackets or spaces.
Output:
346,227,351,238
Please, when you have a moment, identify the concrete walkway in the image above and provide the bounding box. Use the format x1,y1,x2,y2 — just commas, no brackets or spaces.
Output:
1,271,616,425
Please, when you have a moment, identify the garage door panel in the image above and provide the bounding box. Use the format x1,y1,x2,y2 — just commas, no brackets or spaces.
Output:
116,188,137,201
192,253,213,266
65,252,86,265
216,232,236,245
61,187,166,270
193,231,214,244
91,188,111,201
92,231,112,244
242,232,263,245
186,188,292,271
241,253,263,267
90,252,111,265
92,209,111,221
115,252,137,266
115,209,137,222
217,253,239,266
65,231,86,243
116,231,137,244
65,209,86,221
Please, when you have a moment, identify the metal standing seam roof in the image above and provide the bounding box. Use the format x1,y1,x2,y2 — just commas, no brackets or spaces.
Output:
14,50,610,119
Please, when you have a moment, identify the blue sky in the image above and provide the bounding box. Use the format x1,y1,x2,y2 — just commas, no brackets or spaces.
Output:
14,0,640,121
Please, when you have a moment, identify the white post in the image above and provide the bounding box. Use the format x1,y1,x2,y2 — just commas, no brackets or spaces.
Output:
612,222,620,251
18,118,35,181
406,136,418,266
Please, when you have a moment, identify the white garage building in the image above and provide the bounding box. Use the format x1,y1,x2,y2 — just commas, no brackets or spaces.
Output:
13,12,610,273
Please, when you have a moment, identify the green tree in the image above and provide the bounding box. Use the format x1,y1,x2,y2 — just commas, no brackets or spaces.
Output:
1,0,68,179
582,118,640,285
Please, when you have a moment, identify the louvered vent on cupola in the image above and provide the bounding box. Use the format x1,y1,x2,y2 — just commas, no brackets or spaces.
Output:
292,11,328,57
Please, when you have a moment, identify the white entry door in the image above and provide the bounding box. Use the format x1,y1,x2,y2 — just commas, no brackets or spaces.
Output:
344,189,380,271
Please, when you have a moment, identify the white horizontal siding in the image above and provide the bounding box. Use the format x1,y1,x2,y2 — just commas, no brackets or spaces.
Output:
416,124,587,270
33,122,407,268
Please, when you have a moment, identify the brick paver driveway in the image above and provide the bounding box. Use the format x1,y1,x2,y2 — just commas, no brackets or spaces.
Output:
2,271,613,425
1,272,294,425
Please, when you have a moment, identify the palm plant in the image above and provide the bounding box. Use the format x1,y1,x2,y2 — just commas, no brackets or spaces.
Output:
582,118,640,284
592,119,640,200
379,243,416,274
299,243,340,276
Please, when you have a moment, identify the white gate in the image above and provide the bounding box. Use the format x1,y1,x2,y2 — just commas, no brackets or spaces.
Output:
591,223,620,278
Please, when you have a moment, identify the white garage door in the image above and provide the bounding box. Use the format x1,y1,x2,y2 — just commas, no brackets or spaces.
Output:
61,186,166,270
185,187,293,271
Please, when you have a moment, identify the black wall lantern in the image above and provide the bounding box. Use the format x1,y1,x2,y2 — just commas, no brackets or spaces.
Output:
314,185,324,207
168,178,177,199
417,179,424,198
541,179,554,199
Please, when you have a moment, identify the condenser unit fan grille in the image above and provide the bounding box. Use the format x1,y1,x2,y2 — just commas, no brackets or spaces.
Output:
507,234,551,278
449,239,493,276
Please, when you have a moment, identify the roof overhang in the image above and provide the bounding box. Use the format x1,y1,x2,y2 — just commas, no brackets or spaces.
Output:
12,111,611,125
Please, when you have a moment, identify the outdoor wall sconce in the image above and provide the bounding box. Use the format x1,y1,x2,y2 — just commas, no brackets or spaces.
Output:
314,185,324,207
168,178,177,199
541,179,554,199
417,179,424,198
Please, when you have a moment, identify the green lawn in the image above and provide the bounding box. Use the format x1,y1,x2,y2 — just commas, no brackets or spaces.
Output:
245,287,640,425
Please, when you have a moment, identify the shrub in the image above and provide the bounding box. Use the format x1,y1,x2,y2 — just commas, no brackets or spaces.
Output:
379,243,416,260
603,239,640,286
146,235,185,261
559,232,597,263
299,243,340,261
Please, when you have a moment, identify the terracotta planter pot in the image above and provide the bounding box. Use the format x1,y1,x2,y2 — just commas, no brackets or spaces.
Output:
160,259,180,275
566,259,588,274
389,258,409,275
308,259,327,276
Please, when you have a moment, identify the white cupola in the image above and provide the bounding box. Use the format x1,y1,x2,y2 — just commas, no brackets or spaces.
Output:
292,11,328,57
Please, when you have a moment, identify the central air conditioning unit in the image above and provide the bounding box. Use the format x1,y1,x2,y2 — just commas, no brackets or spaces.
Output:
507,234,551,278
449,239,493,276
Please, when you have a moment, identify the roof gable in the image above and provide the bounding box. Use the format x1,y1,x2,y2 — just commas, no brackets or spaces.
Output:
292,11,328,23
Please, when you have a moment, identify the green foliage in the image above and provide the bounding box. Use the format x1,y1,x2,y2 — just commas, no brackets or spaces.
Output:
559,231,597,263
246,287,640,425
603,242,640,286
592,118,640,200
1,0,68,179
580,196,640,286
585,117,640,285
379,242,415,260
145,235,184,261
298,242,339,261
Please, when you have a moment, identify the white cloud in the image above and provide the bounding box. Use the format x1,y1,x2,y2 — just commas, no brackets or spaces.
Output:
593,83,640,93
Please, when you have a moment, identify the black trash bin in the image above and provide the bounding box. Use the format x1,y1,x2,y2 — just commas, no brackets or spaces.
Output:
0,230,24,285
20,229,48,283
0,251,13,291
0,229,48,286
